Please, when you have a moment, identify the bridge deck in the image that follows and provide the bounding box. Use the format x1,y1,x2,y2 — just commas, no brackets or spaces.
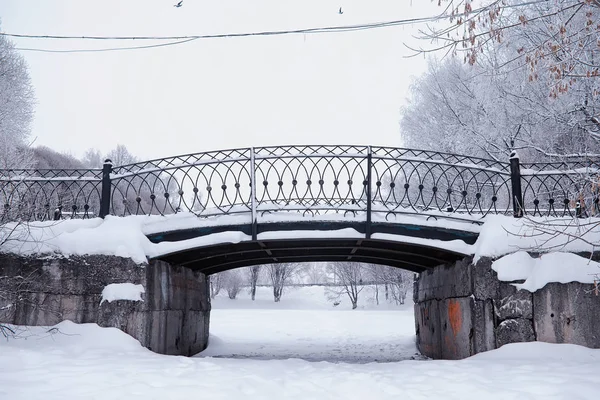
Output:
148,220,477,274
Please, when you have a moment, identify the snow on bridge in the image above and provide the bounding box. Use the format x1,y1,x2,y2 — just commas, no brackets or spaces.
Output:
2,209,600,276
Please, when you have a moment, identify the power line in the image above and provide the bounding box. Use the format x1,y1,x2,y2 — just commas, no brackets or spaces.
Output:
1,0,565,54
8,17,444,53
5,15,441,41
15,38,198,53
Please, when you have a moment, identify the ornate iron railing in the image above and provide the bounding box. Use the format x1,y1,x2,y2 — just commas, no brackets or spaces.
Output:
1,146,599,234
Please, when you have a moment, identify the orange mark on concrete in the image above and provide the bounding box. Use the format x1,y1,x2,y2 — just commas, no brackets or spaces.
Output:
447,299,463,337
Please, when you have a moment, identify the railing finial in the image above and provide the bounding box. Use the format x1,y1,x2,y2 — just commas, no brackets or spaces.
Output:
509,151,523,218
99,159,113,218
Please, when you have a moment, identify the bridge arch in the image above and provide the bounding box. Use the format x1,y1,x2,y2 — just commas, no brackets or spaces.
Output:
146,219,476,275
151,237,468,275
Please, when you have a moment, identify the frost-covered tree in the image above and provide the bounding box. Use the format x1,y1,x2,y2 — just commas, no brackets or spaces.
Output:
408,0,600,160
81,148,103,168
401,54,600,162
221,269,243,300
0,29,36,223
0,27,35,170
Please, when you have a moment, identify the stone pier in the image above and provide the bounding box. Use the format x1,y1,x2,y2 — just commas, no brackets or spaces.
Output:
0,253,211,356
414,255,600,359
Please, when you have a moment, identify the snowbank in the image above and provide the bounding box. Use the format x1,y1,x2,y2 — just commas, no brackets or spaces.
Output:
0,217,150,264
473,214,600,262
468,341,600,362
0,215,254,263
100,283,145,304
492,251,600,291
2,319,600,399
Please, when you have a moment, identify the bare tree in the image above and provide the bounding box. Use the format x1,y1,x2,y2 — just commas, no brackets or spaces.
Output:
304,262,326,285
81,148,103,168
267,263,300,302
366,265,413,305
222,269,243,300
326,262,366,309
0,259,37,336
0,223,56,337
106,144,138,166
247,266,261,301
210,273,223,299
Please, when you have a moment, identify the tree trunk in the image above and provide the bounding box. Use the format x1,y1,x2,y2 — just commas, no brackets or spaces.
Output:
273,286,282,302
251,284,256,301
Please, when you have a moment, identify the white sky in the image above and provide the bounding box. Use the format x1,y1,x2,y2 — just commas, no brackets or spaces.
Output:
0,0,442,160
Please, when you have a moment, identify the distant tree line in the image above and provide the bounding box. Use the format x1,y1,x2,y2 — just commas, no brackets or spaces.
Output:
209,263,414,308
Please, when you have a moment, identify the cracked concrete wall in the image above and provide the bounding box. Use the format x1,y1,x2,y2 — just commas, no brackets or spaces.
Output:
0,253,210,356
414,255,600,360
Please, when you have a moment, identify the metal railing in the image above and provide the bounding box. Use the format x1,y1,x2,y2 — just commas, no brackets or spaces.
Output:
2,145,599,237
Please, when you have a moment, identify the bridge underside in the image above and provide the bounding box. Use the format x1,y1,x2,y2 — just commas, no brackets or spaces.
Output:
155,238,467,274
148,221,476,274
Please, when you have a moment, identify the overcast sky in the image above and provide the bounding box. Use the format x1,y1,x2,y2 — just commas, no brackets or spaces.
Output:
1,0,441,160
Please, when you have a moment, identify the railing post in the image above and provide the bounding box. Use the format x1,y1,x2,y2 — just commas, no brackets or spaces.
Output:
250,148,257,240
576,200,583,218
99,159,113,218
509,151,523,218
366,146,372,238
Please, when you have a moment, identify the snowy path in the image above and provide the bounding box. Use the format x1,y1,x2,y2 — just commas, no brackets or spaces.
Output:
201,309,420,363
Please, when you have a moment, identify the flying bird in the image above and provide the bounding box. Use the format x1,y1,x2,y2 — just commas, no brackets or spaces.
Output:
339,7,343,14
174,1,183,7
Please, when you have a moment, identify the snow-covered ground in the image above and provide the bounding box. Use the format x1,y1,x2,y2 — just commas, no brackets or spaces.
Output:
2,285,600,399
205,285,419,363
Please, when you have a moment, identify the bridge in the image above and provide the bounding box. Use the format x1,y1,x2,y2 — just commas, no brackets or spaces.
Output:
1,145,598,273
2,145,600,359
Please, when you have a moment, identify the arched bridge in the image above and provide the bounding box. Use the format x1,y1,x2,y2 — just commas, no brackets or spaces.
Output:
2,145,598,273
